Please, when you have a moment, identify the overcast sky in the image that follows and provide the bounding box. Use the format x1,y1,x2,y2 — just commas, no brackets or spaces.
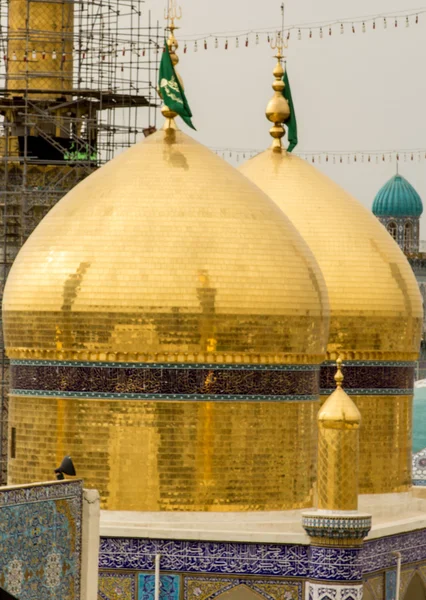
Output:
146,0,426,233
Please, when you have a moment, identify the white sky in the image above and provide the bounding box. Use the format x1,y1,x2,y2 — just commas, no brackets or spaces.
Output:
146,0,426,232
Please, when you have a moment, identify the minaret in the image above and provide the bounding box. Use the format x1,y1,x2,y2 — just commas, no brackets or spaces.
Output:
302,359,372,600
7,0,73,97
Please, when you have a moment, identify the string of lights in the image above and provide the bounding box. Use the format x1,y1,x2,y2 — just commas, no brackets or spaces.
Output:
2,6,425,62
211,147,426,164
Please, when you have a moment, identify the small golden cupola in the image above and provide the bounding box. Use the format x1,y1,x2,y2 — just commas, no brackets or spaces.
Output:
3,19,329,511
317,358,361,512
239,39,423,496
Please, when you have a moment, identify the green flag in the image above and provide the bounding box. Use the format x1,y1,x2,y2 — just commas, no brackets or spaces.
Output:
158,40,196,130
283,67,298,153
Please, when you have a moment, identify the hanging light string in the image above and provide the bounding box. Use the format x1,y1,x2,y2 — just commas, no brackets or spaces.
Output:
3,6,425,62
178,6,425,52
211,147,426,164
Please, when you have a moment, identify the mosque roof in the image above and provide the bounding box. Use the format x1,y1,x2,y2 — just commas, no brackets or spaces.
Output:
372,174,423,218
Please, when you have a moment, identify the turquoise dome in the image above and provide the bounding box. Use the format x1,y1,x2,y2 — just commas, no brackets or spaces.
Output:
373,174,423,217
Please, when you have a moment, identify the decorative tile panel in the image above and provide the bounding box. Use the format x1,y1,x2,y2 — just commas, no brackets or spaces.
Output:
99,572,136,600
0,480,82,600
412,447,426,485
308,546,362,582
306,583,363,600
138,574,180,600
184,576,302,600
385,569,396,600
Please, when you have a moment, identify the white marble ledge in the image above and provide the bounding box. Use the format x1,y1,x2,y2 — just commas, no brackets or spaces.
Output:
100,490,426,544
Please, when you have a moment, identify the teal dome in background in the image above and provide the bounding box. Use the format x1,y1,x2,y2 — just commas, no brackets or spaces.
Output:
372,174,423,217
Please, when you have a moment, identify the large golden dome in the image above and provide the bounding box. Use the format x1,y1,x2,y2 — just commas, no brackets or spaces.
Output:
4,131,328,363
239,148,423,495
3,127,329,510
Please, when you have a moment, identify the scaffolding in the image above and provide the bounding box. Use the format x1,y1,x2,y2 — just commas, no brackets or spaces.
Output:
0,0,160,482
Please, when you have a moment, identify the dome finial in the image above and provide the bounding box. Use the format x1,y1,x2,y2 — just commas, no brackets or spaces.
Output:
335,356,344,387
266,4,290,153
161,0,183,130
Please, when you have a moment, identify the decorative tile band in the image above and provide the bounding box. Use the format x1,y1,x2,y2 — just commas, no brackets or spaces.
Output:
302,515,372,544
10,389,318,402
308,546,362,581
10,361,319,401
0,480,83,507
11,359,319,371
99,538,309,578
99,528,426,581
307,582,363,600
361,529,426,574
320,363,414,395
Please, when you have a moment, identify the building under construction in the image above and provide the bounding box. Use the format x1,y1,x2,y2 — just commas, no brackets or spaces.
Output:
0,0,159,482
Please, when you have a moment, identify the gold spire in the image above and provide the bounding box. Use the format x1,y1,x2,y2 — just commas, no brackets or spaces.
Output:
317,358,361,511
334,356,344,387
266,27,290,153
161,0,183,129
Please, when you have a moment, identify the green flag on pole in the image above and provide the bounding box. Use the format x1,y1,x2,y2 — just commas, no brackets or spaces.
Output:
158,40,196,130
283,67,298,153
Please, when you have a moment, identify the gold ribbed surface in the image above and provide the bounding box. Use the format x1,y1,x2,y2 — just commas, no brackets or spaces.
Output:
7,0,73,96
317,386,360,511
8,395,318,510
4,129,330,510
4,131,329,363
239,151,423,360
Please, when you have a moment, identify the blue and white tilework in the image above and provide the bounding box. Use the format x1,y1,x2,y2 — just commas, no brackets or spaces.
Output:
99,539,309,577
99,526,426,585
306,583,363,600
361,529,426,573
308,547,362,582
0,480,83,600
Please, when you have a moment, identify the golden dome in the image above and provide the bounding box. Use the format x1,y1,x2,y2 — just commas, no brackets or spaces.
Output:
3,130,329,363
3,127,330,511
239,150,423,360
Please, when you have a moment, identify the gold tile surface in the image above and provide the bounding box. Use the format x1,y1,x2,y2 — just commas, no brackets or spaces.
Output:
239,151,423,361
8,395,318,511
4,131,329,364
4,130,330,510
7,0,73,96
240,151,422,494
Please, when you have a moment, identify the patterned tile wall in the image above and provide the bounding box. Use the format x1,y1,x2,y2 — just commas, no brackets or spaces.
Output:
0,480,83,600
98,572,302,600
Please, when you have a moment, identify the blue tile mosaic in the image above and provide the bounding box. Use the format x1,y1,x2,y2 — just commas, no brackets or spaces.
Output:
385,569,397,600
0,480,82,600
138,574,180,600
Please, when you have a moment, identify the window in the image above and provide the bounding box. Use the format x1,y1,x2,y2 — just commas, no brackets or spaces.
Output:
388,221,397,240
10,427,16,459
404,222,413,252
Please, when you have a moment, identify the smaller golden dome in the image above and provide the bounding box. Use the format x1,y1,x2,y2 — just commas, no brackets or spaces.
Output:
318,359,361,429
239,150,423,360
